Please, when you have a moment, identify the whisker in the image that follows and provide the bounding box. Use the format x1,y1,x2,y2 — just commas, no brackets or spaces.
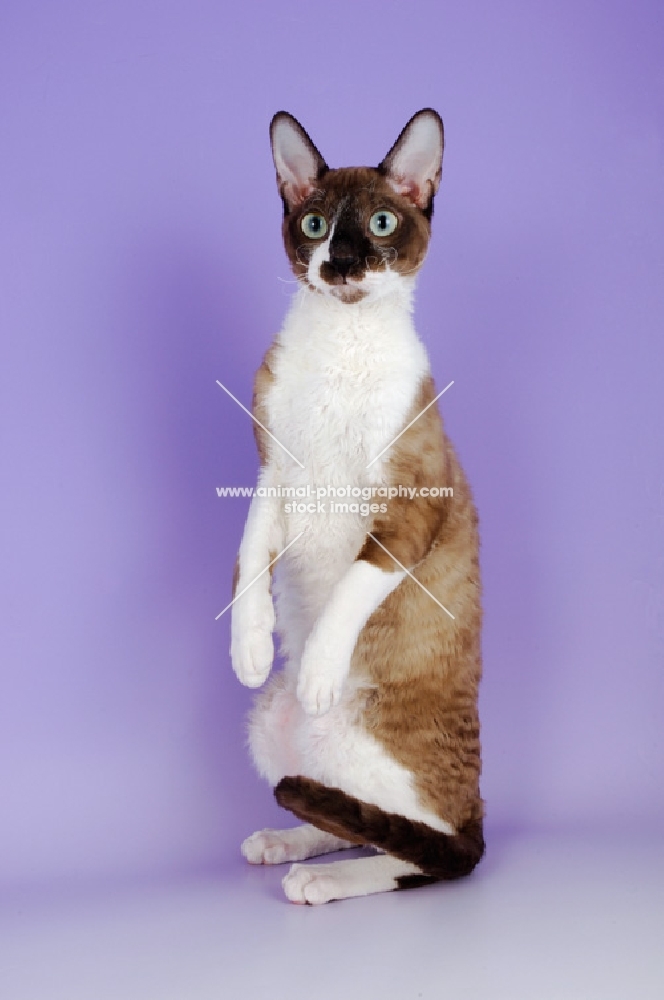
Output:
379,246,398,265
295,245,312,267
395,261,423,276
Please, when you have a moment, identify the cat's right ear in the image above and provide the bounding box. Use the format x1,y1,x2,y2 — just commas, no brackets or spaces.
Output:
270,112,328,214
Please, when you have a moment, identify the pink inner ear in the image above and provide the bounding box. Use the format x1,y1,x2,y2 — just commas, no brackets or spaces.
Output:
284,180,314,208
387,174,426,208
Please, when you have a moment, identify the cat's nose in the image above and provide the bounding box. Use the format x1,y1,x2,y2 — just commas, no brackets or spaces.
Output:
329,249,359,278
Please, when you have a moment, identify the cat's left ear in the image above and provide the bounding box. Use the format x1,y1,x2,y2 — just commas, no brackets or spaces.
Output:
378,109,444,215
270,112,328,213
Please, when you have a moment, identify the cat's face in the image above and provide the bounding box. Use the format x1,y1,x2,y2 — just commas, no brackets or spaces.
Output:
270,110,444,304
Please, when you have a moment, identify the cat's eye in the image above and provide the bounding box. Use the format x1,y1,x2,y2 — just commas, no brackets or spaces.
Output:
369,210,398,237
300,213,328,239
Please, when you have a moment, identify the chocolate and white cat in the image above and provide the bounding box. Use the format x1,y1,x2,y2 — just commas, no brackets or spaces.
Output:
230,109,484,903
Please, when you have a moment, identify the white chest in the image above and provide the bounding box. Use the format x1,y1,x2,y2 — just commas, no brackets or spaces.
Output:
262,289,431,638
268,288,429,484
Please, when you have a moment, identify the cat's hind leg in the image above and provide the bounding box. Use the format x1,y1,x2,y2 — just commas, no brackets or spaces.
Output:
241,823,354,865
282,854,429,904
275,775,484,900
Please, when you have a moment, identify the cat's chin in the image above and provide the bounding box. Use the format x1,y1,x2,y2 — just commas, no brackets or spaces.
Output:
307,272,411,305
329,283,367,305
307,280,369,304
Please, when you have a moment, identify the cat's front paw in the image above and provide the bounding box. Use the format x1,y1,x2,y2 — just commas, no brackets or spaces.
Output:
231,627,273,688
296,629,351,716
230,589,275,688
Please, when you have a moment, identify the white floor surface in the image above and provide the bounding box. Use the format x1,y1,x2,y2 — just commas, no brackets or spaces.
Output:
1,832,662,1000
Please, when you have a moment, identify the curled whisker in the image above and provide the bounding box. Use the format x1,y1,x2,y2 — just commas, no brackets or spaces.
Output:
395,258,425,277
379,246,398,265
295,245,312,268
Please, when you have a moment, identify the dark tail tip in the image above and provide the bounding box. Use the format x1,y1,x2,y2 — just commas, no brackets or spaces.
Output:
274,775,484,882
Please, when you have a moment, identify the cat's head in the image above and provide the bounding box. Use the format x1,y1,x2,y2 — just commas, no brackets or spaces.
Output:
270,109,444,304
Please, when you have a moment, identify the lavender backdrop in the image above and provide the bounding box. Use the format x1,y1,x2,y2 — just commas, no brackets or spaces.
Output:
1,0,662,891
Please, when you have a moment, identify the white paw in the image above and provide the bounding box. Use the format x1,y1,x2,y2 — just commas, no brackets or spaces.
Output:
230,589,275,688
241,829,294,865
296,628,351,716
282,863,339,904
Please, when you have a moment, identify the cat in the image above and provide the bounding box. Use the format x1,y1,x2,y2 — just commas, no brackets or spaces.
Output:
230,108,484,904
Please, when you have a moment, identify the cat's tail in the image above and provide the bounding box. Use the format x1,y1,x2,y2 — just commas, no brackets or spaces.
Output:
274,775,484,886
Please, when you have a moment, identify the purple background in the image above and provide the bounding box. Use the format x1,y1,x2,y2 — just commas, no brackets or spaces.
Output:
1,0,662,891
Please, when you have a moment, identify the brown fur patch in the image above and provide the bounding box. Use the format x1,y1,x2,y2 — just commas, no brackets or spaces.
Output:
275,775,484,881
231,553,240,598
251,342,280,465
239,342,281,597
357,375,450,570
394,872,441,890
352,375,483,831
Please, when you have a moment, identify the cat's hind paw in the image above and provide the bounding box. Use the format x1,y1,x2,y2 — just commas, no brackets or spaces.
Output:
282,863,339,905
242,825,354,866
241,829,292,865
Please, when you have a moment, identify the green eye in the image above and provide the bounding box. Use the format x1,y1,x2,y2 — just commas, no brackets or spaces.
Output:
369,210,398,237
300,213,328,239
